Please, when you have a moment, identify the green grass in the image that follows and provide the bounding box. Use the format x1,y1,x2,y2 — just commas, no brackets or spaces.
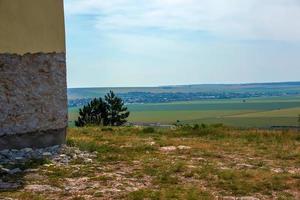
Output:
187,117,299,128
2,126,300,199
69,96,300,127
127,187,214,200
228,107,300,117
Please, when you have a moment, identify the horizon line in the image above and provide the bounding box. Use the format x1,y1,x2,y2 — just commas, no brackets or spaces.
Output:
67,80,300,89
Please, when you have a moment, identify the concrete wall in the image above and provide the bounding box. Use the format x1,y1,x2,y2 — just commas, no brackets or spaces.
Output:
0,0,65,54
0,0,67,150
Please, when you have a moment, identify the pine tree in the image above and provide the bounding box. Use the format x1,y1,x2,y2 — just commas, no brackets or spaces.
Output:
75,98,108,127
105,91,130,126
74,91,130,127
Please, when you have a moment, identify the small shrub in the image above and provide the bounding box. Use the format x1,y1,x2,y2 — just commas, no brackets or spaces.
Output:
197,127,218,137
66,138,76,147
101,127,113,132
211,123,224,128
142,127,155,133
295,134,300,141
192,124,200,130
201,123,207,128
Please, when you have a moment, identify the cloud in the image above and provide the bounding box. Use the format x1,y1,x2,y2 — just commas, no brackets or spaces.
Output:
64,0,300,41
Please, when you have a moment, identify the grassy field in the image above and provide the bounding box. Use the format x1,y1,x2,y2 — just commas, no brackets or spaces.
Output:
69,96,300,128
2,126,299,199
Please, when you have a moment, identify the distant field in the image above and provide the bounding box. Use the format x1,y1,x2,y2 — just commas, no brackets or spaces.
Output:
68,82,300,100
68,96,300,128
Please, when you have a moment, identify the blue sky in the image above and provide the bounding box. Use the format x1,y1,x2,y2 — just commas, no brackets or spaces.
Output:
64,0,300,88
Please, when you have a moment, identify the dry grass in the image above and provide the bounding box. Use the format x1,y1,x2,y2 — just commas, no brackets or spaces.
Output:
1,125,300,199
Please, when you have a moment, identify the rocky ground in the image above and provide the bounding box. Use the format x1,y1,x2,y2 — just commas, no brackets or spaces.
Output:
0,126,299,199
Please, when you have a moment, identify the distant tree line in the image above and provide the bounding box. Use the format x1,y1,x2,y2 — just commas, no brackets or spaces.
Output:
75,91,130,127
69,90,300,108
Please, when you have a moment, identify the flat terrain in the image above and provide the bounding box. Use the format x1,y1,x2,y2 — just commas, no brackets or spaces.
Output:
67,82,300,100
69,96,300,128
1,126,300,199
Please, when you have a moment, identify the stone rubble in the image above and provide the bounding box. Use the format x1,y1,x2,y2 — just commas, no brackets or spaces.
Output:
159,146,177,152
0,145,97,176
177,145,192,150
25,184,62,192
0,180,20,190
159,145,192,152
0,145,61,165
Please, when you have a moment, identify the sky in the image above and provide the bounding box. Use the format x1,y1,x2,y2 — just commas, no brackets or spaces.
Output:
64,0,300,88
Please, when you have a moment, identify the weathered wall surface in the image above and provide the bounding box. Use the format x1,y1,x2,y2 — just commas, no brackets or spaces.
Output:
0,0,67,150
0,53,67,136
